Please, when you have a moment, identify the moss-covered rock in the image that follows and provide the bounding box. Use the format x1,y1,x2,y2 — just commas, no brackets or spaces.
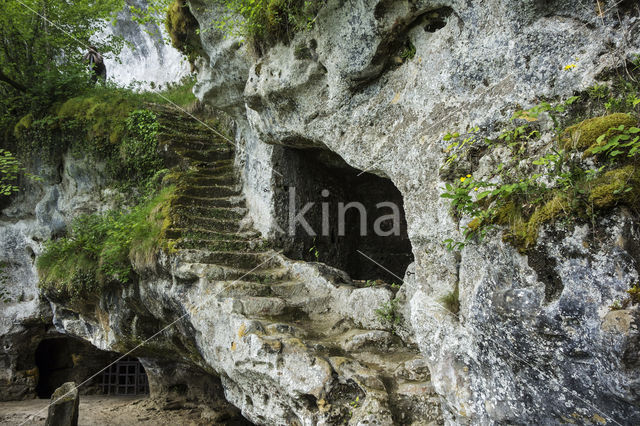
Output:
55,94,134,144
165,0,204,66
588,165,640,208
562,113,638,151
13,113,33,137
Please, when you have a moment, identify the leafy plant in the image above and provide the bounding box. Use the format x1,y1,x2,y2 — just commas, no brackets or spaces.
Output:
0,149,21,196
400,41,416,60
119,109,162,181
38,186,175,303
440,93,640,253
375,299,401,327
512,96,580,128
587,83,610,101
442,127,480,168
0,0,126,117
588,124,640,159
308,240,319,261
214,0,327,53
166,0,204,65
0,148,41,196
610,282,640,310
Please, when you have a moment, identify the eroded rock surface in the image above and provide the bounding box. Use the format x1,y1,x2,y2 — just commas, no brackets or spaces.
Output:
2,0,640,425
189,0,640,424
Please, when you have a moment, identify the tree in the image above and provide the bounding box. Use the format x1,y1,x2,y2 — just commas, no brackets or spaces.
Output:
0,0,125,106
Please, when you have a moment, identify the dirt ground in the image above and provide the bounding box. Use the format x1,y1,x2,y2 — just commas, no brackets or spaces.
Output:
0,395,242,425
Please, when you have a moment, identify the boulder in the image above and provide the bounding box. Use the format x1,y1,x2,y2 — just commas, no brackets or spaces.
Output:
45,382,79,426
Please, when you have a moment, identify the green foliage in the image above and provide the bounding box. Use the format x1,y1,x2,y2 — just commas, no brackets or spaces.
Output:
0,149,21,196
375,299,401,328
214,0,327,53
0,0,125,114
120,109,162,181
37,186,175,305
562,113,637,151
610,282,640,310
585,124,640,159
440,92,640,252
604,79,640,113
442,127,480,169
11,82,196,188
152,76,198,106
308,239,319,261
0,148,41,196
587,83,609,101
400,41,416,60
512,96,580,128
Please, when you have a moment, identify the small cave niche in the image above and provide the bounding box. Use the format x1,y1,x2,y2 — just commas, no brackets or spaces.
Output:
619,0,640,16
273,147,414,283
34,336,148,398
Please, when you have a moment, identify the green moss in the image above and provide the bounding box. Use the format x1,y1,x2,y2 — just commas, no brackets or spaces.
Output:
522,195,568,248
13,113,33,136
439,284,460,315
166,0,203,66
55,94,134,144
562,113,638,151
498,195,569,251
588,165,640,208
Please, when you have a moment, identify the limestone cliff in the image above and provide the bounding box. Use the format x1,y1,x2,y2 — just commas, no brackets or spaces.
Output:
2,1,640,425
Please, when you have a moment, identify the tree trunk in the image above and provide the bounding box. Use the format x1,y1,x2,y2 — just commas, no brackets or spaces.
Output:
0,69,27,92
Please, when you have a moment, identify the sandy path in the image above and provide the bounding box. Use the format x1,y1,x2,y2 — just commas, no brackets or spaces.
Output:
0,395,232,425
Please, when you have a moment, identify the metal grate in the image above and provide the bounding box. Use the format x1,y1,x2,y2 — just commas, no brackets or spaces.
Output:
101,357,149,395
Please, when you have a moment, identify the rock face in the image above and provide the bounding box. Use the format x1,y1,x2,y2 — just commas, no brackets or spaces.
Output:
0,152,114,400
2,0,640,425
45,382,79,426
188,0,640,423
48,107,443,425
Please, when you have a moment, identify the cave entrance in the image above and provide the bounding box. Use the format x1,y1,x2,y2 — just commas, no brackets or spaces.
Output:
275,147,414,283
34,336,140,398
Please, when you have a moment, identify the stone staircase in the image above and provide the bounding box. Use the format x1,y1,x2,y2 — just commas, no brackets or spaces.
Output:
153,105,281,282
150,104,441,424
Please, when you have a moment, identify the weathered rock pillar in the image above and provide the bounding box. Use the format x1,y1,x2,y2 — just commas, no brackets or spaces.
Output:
45,382,79,426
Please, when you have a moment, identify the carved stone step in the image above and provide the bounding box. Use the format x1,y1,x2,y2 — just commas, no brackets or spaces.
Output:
176,148,235,163
178,185,240,198
176,238,267,252
232,296,288,317
207,267,290,283
178,250,273,269
158,138,211,152
171,214,248,231
192,163,236,176
172,203,246,220
165,222,252,239
185,174,237,187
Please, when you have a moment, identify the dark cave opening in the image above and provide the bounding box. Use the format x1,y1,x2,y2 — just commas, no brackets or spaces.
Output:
274,147,414,283
34,336,146,398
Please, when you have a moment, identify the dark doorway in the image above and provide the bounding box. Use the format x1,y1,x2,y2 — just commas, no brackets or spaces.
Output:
274,147,414,282
35,337,121,398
